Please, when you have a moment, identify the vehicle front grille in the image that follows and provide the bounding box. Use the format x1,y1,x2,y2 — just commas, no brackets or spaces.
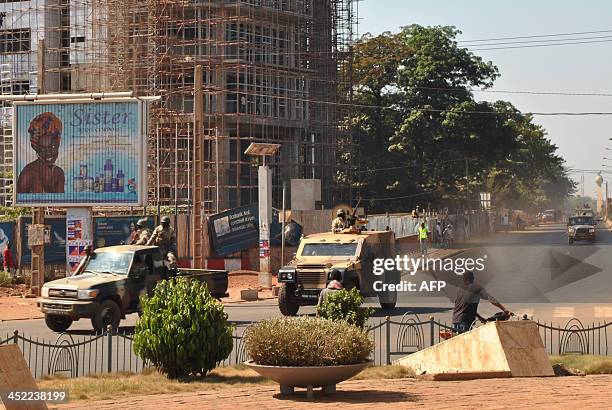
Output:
297,264,327,288
576,228,590,235
48,289,78,299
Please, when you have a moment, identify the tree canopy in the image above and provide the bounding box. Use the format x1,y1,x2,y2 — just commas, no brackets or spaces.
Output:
340,25,575,212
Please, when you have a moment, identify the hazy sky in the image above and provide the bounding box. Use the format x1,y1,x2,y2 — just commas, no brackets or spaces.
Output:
358,0,612,196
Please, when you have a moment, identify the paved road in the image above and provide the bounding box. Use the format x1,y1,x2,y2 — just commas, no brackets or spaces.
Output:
3,222,611,341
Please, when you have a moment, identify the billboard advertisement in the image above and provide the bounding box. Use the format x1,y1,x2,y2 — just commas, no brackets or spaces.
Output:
0,221,15,266
208,204,302,256
66,208,93,274
209,204,259,256
13,99,147,206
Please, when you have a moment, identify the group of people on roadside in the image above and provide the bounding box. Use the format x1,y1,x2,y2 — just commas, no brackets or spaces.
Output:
415,219,455,256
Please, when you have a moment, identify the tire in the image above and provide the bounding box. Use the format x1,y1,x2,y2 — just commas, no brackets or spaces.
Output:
278,284,299,316
378,280,397,311
45,314,73,332
568,238,574,245
380,302,396,310
91,299,121,333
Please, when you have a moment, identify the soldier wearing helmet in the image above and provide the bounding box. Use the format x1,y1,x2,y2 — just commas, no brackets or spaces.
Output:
147,215,177,269
17,112,65,193
331,209,348,233
130,218,152,245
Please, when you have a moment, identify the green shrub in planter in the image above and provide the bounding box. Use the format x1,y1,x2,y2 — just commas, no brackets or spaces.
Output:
316,287,374,328
133,278,234,379
244,317,373,367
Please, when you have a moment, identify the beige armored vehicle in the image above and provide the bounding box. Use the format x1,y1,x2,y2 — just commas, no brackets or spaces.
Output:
277,230,400,315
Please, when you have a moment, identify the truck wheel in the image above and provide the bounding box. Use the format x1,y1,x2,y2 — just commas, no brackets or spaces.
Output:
568,238,573,245
278,284,299,316
91,300,121,333
379,291,397,310
45,315,73,332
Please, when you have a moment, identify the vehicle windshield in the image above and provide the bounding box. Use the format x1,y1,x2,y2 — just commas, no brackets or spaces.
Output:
569,217,594,226
300,243,358,257
82,252,133,275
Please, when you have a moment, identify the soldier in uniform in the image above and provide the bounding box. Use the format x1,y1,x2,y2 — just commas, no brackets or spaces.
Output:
146,215,177,269
331,209,348,233
130,218,152,245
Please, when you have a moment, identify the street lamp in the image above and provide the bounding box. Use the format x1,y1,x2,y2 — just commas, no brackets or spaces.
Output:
244,142,281,289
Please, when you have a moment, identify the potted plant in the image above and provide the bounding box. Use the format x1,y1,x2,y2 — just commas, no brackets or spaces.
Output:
243,317,373,398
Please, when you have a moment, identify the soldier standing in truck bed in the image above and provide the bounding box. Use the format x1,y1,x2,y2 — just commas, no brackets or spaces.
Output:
147,215,177,269
130,218,152,245
332,209,348,233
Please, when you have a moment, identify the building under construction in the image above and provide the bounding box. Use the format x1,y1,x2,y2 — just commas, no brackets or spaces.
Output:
0,0,357,262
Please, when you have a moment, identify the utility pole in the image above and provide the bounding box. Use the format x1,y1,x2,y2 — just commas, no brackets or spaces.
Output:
215,126,220,213
465,158,469,211
31,39,46,295
192,65,206,268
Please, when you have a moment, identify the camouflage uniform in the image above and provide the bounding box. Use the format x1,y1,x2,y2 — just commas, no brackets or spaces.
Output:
146,225,177,269
131,228,152,245
331,216,347,233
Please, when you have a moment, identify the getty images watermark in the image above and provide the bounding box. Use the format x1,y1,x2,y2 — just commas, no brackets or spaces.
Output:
372,255,488,293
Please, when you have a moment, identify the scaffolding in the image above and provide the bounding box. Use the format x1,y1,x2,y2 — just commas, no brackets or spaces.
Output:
0,0,358,263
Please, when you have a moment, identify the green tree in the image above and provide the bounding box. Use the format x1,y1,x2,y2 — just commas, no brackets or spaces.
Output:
341,25,574,211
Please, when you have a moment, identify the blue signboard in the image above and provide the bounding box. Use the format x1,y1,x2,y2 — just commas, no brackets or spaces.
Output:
208,205,302,256
20,218,67,264
209,204,259,256
0,221,15,265
94,216,154,248
14,100,146,206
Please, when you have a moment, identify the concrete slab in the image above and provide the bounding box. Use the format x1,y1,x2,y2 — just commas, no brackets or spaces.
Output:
394,320,554,378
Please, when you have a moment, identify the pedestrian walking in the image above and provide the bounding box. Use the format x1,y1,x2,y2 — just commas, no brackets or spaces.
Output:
435,221,442,247
3,241,16,277
418,222,429,256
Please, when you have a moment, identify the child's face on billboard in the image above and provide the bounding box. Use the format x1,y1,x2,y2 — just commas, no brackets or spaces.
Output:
34,133,60,165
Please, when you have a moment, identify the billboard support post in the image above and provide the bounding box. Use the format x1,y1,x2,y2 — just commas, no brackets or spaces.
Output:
30,208,45,296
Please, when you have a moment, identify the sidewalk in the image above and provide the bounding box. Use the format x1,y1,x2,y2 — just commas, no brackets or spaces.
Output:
54,375,612,409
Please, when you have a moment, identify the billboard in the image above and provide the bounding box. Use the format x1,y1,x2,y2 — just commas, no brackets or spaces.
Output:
66,208,93,274
0,221,15,266
209,204,259,256
208,204,302,256
14,99,147,206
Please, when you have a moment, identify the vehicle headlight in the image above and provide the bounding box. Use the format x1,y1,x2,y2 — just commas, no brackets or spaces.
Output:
279,268,296,282
589,228,595,232
41,286,49,298
568,227,575,233
77,289,100,300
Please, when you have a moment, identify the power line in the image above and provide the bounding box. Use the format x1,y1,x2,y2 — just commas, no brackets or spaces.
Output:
358,158,468,174
361,190,438,202
412,86,612,97
461,34,612,47
193,86,612,116
458,29,612,43
470,38,612,51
